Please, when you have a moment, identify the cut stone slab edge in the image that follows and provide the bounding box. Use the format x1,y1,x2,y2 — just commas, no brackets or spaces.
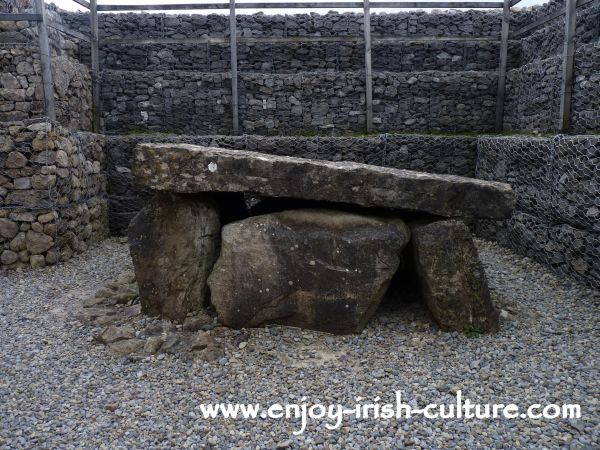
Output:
133,143,516,220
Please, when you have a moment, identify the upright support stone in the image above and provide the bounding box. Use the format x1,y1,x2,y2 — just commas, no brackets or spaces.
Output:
128,193,221,322
494,0,510,132
229,0,239,135
90,0,101,132
559,0,577,132
410,220,499,333
363,0,373,133
34,0,55,120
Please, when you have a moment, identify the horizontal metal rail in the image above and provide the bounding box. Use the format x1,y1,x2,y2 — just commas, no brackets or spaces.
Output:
511,0,595,38
374,35,501,42
0,42,36,45
0,13,42,21
97,2,504,12
48,22,91,42
101,34,502,45
72,0,90,9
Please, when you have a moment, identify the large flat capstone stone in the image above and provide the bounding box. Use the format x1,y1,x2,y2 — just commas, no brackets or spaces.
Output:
134,144,515,219
207,209,411,334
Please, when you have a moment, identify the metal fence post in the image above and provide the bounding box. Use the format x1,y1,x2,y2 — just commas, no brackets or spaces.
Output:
559,0,577,132
230,0,239,135
363,0,373,133
90,0,100,132
34,0,56,120
494,0,510,132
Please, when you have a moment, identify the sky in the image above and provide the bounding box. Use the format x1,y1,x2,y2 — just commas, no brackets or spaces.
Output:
50,0,548,15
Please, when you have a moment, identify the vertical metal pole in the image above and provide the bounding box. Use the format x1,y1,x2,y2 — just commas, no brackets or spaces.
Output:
89,0,100,132
90,0,100,132
230,0,239,135
559,0,576,133
363,0,373,134
495,0,510,132
34,0,55,120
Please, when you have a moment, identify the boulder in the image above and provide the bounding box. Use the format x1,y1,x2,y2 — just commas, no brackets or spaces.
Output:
1,250,18,265
208,209,410,334
30,255,46,268
409,220,499,333
5,151,27,169
9,232,26,252
25,230,53,254
128,193,220,322
0,218,18,239
134,143,515,219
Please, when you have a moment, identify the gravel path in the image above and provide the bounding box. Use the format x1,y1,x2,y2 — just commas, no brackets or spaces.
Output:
0,238,598,449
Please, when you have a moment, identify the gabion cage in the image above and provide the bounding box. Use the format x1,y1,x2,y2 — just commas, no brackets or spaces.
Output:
476,134,599,289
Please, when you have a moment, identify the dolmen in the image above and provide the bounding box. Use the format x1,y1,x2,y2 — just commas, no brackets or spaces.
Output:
128,143,515,334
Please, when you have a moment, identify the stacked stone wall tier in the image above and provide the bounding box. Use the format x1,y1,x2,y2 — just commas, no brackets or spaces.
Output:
0,120,108,269
475,134,600,289
0,6,92,130
76,40,521,74
517,0,599,64
101,70,498,135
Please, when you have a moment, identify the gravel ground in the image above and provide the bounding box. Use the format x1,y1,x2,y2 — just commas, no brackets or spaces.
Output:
0,237,598,449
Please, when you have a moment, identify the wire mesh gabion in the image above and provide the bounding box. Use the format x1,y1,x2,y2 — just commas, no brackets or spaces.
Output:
0,120,108,268
476,134,599,289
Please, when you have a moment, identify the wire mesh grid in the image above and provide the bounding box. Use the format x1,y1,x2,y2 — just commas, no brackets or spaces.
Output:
476,135,599,288
0,121,108,264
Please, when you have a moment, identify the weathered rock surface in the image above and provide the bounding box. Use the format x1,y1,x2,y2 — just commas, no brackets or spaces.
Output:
25,231,54,254
128,193,220,322
208,209,410,334
409,219,499,333
108,339,145,356
0,218,19,239
97,325,136,344
134,143,515,219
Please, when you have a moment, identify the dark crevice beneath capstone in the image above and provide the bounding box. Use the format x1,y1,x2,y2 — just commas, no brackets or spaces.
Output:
244,195,445,223
379,245,423,309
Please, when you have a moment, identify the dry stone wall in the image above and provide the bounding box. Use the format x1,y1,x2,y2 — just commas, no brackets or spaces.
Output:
27,4,600,136
1,1,599,288
503,41,600,134
475,135,599,288
503,0,600,134
61,9,515,135
515,0,599,63
77,40,518,74
3,3,599,135
0,119,107,269
0,1,93,130
64,10,521,73
102,70,498,135
571,42,600,134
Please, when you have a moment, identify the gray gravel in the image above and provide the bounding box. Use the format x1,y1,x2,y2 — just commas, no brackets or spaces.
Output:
0,238,598,449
